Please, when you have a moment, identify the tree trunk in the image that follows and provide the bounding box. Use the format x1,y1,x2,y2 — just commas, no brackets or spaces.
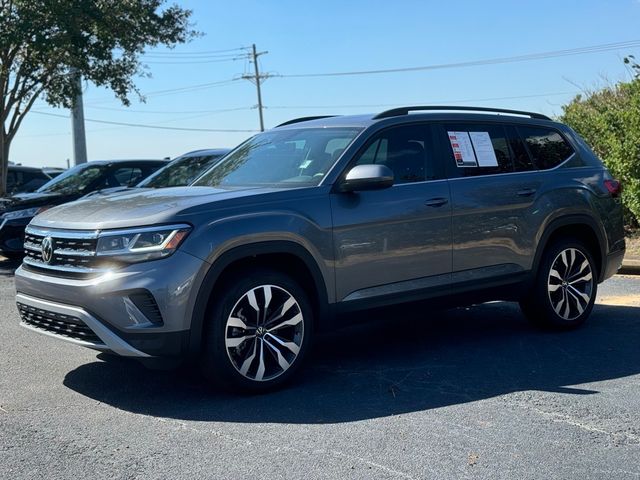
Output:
0,132,9,197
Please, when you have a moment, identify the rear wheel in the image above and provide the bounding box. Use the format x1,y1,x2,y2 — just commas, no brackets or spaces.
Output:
520,239,597,329
201,268,313,392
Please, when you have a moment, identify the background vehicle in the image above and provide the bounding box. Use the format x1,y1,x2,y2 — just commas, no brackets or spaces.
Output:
14,107,625,392
42,167,66,179
5,165,52,196
0,159,166,257
83,148,231,198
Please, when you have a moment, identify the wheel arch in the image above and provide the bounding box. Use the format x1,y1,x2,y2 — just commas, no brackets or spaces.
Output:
188,241,331,357
532,214,606,283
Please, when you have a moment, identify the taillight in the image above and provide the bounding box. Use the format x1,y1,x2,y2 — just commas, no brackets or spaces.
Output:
604,179,622,197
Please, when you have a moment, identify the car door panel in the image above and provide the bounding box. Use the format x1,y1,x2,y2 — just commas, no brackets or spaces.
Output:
437,122,543,282
330,123,452,303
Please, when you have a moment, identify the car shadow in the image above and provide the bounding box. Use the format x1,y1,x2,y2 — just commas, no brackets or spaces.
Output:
63,301,640,424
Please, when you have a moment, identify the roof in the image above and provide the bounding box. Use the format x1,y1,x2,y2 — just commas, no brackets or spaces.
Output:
81,159,168,165
8,165,47,172
274,106,557,130
178,148,232,158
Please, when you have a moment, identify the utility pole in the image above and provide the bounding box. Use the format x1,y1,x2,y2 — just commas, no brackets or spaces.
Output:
242,44,270,132
70,69,88,165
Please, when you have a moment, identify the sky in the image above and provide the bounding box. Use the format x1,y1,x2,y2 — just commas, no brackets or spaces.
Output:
10,0,640,168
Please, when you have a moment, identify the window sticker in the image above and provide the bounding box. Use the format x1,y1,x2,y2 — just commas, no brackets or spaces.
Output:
469,132,499,167
447,131,477,167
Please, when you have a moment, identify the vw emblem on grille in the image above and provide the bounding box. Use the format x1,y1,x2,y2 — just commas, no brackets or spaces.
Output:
41,236,54,264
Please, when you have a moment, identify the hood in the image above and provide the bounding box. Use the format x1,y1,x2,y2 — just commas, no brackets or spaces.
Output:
30,186,283,230
0,191,70,213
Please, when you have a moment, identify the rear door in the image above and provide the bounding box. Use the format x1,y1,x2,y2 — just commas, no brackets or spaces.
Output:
330,123,452,304
438,122,544,283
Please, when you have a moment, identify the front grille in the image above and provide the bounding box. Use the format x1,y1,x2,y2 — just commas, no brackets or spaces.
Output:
23,226,104,278
17,302,103,344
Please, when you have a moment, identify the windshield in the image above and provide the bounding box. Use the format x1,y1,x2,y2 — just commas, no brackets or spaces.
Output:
193,128,361,188
36,163,106,195
139,153,226,188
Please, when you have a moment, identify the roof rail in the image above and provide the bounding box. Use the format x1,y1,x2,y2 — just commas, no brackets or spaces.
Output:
373,106,551,121
275,116,337,128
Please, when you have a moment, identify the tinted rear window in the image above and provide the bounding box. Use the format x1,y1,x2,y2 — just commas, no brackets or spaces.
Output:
518,126,574,170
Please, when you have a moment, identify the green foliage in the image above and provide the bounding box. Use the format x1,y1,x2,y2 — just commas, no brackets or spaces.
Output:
560,79,640,227
0,0,198,195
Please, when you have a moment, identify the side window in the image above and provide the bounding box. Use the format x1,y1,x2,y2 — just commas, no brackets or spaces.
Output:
353,124,436,184
444,123,513,177
518,126,574,170
6,171,16,192
506,126,535,172
112,167,143,187
20,172,47,192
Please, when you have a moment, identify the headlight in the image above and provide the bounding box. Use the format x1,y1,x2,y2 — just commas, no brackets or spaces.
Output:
96,224,191,263
1,206,50,221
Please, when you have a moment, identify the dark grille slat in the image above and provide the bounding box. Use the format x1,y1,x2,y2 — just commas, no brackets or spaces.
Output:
17,302,102,344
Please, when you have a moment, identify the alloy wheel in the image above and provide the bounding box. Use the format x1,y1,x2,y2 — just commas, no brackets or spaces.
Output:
547,248,594,321
224,284,304,382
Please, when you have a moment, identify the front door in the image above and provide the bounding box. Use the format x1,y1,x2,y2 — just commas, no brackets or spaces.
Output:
330,123,452,304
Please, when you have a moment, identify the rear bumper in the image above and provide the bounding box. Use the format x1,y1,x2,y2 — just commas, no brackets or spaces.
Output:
602,248,625,281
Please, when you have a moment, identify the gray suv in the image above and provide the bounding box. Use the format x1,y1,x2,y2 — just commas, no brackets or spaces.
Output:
15,106,626,391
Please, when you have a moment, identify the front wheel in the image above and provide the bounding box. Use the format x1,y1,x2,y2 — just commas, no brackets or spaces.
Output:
201,268,313,392
520,239,597,329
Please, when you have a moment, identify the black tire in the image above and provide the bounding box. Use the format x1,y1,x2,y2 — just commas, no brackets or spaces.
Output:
520,238,598,329
201,268,314,393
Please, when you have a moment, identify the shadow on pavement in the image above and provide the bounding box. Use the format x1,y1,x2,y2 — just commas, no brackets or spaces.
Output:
63,301,640,424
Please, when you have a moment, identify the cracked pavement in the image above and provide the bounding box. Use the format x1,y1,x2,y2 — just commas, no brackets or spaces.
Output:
1,267,639,479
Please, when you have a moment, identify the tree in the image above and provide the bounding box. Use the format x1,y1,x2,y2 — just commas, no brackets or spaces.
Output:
561,78,640,228
0,0,197,195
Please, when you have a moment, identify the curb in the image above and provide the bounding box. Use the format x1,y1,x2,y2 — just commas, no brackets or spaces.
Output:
620,257,640,275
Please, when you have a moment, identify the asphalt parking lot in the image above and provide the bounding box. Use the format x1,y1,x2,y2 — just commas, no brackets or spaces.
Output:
1,260,639,479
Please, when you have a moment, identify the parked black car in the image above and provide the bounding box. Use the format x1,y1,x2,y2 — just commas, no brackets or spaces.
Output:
0,159,166,257
41,167,66,179
83,148,231,198
6,165,52,196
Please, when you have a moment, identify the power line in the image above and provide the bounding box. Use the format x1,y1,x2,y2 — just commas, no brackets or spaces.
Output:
31,111,258,133
144,46,250,56
143,58,244,65
83,78,241,105
143,79,240,97
278,40,640,78
265,91,580,110
85,105,255,115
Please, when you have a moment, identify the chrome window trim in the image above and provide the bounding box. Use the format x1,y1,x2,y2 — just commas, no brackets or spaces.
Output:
447,152,577,182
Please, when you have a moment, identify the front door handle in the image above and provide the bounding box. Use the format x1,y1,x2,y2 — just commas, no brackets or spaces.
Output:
516,188,537,197
425,197,448,207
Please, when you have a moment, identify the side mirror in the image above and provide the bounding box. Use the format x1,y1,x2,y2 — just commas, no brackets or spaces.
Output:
339,164,394,192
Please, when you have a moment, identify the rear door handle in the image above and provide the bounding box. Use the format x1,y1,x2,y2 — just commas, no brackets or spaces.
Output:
516,188,537,197
425,197,448,207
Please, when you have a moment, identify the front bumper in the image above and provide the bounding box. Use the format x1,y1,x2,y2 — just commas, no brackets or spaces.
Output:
15,250,209,357
17,293,150,357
